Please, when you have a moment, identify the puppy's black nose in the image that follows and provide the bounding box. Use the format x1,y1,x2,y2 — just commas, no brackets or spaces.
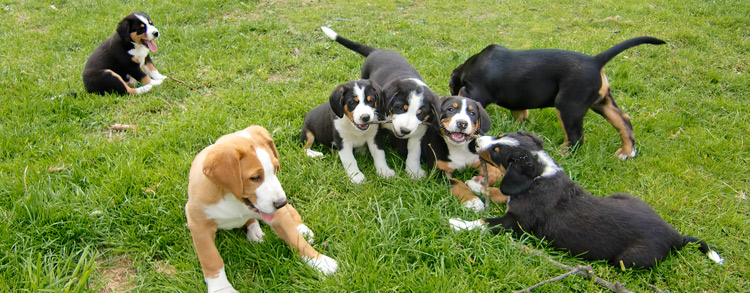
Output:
400,128,411,135
153,31,159,38
273,199,287,209
361,114,371,122
456,120,468,130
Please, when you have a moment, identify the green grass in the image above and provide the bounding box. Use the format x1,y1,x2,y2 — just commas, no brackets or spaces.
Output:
1,0,748,291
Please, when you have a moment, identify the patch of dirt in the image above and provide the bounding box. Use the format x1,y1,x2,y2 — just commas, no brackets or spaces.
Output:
94,255,136,292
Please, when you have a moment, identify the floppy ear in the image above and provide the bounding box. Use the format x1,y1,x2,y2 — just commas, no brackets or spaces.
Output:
475,102,492,135
203,144,244,197
378,84,397,120
328,84,346,118
431,97,445,130
116,16,132,42
499,162,534,195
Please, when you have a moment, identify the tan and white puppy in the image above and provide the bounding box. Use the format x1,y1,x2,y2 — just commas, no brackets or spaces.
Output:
186,126,337,293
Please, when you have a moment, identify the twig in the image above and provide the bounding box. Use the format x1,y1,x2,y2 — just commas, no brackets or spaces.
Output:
367,120,431,125
513,265,591,293
511,238,632,292
648,284,665,293
166,75,200,92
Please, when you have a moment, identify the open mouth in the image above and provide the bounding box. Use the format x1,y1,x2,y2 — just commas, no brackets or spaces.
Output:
243,198,275,222
142,39,158,53
447,131,468,143
354,122,370,130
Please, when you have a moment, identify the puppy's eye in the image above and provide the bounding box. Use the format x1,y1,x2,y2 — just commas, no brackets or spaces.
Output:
249,176,262,182
446,108,454,113
469,111,476,116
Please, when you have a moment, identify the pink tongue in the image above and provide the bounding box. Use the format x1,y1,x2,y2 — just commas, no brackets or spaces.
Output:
144,40,157,52
451,133,465,141
260,212,275,223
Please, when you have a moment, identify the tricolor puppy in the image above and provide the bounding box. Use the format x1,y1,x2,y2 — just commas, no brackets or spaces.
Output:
449,37,666,159
187,126,337,293
450,131,724,268
421,96,507,211
321,26,440,179
82,12,166,95
301,80,395,184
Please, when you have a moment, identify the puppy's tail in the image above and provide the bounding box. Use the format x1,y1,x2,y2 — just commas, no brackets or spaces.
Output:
682,235,724,265
320,26,377,57
594,36,666,67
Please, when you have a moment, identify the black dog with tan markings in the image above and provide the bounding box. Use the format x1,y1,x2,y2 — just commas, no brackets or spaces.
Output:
449,37,666,159
82,12,165,95
450,131,724,268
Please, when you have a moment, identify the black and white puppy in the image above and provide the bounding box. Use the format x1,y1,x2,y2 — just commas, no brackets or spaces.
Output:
422,96,506,211
301,80,394,184
321,26,440,179
450,131,724,268
82,12,165,95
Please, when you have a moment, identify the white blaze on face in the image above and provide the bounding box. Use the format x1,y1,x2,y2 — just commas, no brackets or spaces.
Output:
533,150,561,178
350,82,375,125
391,90,423,136
253,147,286,214
134,13,159,41
447,99,472,134
476,136,519,152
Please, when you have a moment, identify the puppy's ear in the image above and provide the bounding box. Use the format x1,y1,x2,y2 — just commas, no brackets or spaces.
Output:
378,84,397,120
457,86,468,97
475,102,492,135
431,96,446,130
116,15,132,42
203,144,244,197
328,84,346,118
499,162,534,195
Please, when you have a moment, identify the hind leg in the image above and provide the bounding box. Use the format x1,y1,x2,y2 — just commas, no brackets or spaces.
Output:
591,89,636,160
613,243,664,269
555,107,586,153
302,131,324,157
88,70,152,95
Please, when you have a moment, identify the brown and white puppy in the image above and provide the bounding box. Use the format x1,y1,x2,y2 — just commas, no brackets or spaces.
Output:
187,126,337,293
82,12,166,95
301,80,395,184
450,131,724,269
449,37,666,159
321,26,440,179
421,96,507,211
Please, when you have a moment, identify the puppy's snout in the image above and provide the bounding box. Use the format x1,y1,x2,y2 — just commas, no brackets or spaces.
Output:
456,120,468,130
400,128,412,135
273,199,288,209
152,30,159,38
361,114,371,123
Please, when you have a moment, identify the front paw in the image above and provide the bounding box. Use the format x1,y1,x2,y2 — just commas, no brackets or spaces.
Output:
296,224,315,244
134,84,152,94
377,167,396,178
149,78,163,86
462,198,485,211
304,254,338,275
210,287,239,293
407,167,426,179
616,148,636,160
151,72,166,81
449,218,485,231
246,221,264,242
465,178,484,194
305,149,324,158
349,172,365,184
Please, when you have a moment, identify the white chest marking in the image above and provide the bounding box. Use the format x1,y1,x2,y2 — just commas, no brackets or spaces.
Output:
128,44,149,68
334,117,378,148
445,141,479,171
204,193,260,230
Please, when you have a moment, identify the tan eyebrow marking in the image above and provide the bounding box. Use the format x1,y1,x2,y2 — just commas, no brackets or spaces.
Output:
494,147,500,152
354,97,359,102
366,96,372,102
468,106,474,111
403,105,408,110
452,103,458,108
417,109,422,114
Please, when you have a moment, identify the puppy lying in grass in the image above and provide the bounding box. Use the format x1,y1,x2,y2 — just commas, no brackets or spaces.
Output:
450,131,724,268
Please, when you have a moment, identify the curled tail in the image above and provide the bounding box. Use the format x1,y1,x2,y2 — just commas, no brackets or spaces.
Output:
595,36,666,67
682,236,724,265
320,26,377,57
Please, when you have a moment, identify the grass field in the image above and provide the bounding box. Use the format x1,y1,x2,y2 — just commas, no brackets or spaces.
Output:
1,0,748,291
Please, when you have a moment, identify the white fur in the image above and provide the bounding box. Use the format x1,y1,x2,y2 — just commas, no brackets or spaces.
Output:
462,198,485,211
617,149,637,160
449,218,485,231
205,267,237,293
445,99,473,143
134,84,152,94
204,193,259,230
246,220,264,242
404,133,426,179
128,44,150,67
320,26,337,40
708,250,724,265
533,150,561,178
303,254,338,275
306,149,324,158
296,224,315,244
445,142,479,171
465,179,484,194
253,148,287,214
350,82,375,125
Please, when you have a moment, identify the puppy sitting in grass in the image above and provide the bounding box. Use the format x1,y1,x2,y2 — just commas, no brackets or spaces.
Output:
450,131,724,268
300,80,394,184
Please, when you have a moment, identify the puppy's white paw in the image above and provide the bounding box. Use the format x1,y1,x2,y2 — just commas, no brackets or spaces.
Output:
616,148,637,160
304,254,338,275
449,218,485,231
149,78,163,86
246,221,264,242
306,149,324,158
349,172,365,184
210,287,239,293
377,167,396,178
126,76,137,86
407,167,426,179
135,84,152,94
205,268,237,293
465,179,484,194
462,198,485,211
151,72,166,80
296,224,315,244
